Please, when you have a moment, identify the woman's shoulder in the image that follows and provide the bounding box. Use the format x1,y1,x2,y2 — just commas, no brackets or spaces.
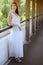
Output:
8,11,14,18
8,11,12,15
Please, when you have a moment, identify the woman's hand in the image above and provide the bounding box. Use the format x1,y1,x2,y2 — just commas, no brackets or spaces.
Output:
17,25,22,31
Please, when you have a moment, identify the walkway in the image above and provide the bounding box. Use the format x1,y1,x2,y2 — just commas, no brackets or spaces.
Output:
8,24,43,65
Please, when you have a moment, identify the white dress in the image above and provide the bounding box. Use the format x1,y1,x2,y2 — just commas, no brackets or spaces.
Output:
9,12,23,58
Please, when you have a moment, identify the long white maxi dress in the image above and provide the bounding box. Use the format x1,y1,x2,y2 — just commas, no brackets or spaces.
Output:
9,12,23,58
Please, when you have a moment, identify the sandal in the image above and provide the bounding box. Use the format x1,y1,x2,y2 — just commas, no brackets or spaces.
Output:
15,58,22,63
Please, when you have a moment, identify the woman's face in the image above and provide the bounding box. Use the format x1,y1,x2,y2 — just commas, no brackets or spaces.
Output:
11,4,17,11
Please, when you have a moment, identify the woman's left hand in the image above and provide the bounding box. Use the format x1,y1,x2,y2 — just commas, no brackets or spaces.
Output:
17,25,22,31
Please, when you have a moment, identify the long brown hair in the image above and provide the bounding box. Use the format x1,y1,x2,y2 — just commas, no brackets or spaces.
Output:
11,2,19,15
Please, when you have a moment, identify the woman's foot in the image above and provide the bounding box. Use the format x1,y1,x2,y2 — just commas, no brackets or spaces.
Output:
15,58,22,63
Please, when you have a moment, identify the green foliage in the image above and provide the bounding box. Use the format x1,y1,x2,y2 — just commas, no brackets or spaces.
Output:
3,0,8,4
0,0,11,29
20,0,26,21
1,4,10,18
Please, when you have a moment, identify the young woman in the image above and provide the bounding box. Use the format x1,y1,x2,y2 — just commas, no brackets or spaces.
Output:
8,2,23,63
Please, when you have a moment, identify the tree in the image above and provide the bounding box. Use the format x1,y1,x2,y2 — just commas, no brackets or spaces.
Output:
0,0,12,29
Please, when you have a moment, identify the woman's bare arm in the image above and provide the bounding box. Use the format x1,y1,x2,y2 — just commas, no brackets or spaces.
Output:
8,13,18,27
